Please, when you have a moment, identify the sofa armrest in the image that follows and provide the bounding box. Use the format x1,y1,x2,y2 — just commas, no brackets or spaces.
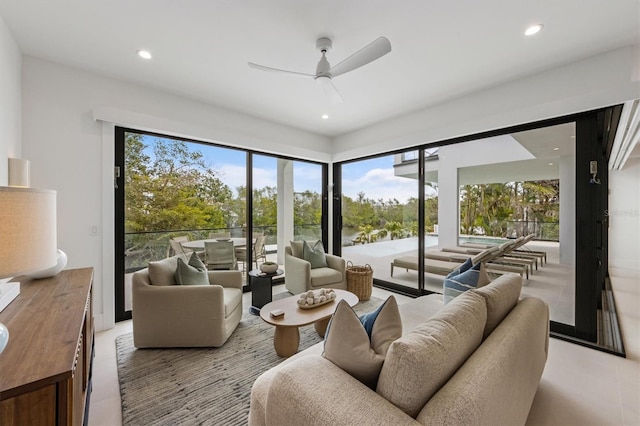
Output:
260,355,419,426
325,253,346,272
284,252,311,294
207,270,242,289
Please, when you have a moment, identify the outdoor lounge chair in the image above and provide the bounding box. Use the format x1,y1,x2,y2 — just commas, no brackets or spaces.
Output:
438,239,533,278
450,236,542,270
391,256,473,277
461,234,547,265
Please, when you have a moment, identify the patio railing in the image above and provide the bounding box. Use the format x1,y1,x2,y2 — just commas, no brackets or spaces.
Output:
124,224,321,272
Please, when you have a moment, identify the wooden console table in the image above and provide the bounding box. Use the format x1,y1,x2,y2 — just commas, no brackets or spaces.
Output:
0,268,94,425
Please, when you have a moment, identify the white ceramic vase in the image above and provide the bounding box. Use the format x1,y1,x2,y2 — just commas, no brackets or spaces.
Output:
260,263,278,274
27,249,68,279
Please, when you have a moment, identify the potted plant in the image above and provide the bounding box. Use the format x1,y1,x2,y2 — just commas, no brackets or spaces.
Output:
260,261,278,274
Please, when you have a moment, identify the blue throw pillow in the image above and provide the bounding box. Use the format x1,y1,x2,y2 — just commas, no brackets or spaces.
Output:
446,257,472,278
443,261,488,304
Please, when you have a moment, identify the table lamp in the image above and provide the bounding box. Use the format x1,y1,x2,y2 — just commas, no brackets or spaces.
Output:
0,186,57,353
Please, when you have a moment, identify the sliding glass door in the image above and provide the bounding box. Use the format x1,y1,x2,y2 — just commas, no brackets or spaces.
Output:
115,128,327,321
333,106,622,352
339,154,420,294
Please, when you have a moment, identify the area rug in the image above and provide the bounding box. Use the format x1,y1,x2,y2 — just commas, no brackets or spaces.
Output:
116,294,384,426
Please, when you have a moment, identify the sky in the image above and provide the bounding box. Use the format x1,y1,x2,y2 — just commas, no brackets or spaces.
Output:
138,134,428,203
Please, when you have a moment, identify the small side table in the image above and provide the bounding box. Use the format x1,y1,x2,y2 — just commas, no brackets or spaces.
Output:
248,268,284,315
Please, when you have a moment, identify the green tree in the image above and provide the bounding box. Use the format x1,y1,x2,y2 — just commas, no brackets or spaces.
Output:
124,134,233,234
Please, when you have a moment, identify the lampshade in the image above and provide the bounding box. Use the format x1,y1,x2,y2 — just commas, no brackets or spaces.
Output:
0,186,57,278
8,158,30,187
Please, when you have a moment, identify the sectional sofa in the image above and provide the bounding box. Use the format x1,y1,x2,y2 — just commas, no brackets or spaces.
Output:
249,273,549,425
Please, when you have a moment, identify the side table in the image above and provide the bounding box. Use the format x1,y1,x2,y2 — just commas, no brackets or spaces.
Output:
248,268,284,315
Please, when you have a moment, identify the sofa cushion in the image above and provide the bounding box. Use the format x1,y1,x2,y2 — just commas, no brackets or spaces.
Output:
303,240,328,269
290,240,304,258
148,255,184,286
175,252,209,286
323,297,402,389
443,261,490,304
222,287,243,318
376,290,487,418
309,267,343,287
473,273,522,338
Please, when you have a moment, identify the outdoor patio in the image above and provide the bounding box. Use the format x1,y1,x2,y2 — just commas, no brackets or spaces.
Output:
342,237,573,325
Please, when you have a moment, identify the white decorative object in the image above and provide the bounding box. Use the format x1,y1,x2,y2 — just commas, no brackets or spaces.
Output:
297,288,337,309
26,249,68,279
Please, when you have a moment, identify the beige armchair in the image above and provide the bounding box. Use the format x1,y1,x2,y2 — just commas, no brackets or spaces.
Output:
284,241,347,294
132,255,243,348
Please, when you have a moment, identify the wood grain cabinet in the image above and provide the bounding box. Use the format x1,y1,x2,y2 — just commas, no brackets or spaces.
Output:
0,268,94,425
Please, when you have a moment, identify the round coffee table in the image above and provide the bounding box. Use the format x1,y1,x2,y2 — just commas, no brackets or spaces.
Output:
260,289,359,357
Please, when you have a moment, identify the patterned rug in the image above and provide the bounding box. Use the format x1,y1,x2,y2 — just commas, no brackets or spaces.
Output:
116,294,383,426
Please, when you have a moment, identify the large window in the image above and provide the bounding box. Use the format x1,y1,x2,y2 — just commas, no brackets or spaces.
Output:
115,128,327,321
334,107,622,352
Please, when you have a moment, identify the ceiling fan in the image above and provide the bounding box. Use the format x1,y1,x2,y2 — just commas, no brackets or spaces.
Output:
248,36,391,104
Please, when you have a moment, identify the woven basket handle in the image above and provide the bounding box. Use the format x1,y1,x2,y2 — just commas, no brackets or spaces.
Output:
347,260,354,269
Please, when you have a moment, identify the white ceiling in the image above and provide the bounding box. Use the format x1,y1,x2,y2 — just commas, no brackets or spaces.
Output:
0,0,639,138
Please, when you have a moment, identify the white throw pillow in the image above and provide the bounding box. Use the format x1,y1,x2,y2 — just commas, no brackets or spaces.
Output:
323,296,402,389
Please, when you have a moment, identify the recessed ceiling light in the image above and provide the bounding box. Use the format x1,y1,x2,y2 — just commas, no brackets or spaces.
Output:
525,24,543,36
321,114,329,120
553,147,560,151
137,50,152,59
548,163,554,166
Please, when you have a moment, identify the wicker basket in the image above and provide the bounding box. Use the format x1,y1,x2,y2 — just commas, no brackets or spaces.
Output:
346,261,373,301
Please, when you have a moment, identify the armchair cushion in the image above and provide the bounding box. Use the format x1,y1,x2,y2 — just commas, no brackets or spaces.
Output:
223,287,243,317
309,267,343,287
148,255,185,286
303,240,328,269
290,240,304,258
323,297,402,389
175,252,209,286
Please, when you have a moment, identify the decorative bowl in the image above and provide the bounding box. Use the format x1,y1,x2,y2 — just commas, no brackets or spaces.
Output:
260,263,278,274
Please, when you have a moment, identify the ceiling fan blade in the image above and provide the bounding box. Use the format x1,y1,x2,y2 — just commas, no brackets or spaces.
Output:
248,62,314,78
329,36,391,78
316,76,343,104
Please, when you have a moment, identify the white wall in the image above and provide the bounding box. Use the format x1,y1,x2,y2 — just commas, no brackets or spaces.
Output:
0,15,21,185
333,46,640,162
21,56,331,330
609,156,640,271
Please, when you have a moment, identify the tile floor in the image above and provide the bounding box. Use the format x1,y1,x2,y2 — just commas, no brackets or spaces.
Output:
89,268,640,426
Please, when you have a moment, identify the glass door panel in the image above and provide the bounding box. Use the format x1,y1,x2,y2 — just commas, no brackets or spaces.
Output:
341,154,419,292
